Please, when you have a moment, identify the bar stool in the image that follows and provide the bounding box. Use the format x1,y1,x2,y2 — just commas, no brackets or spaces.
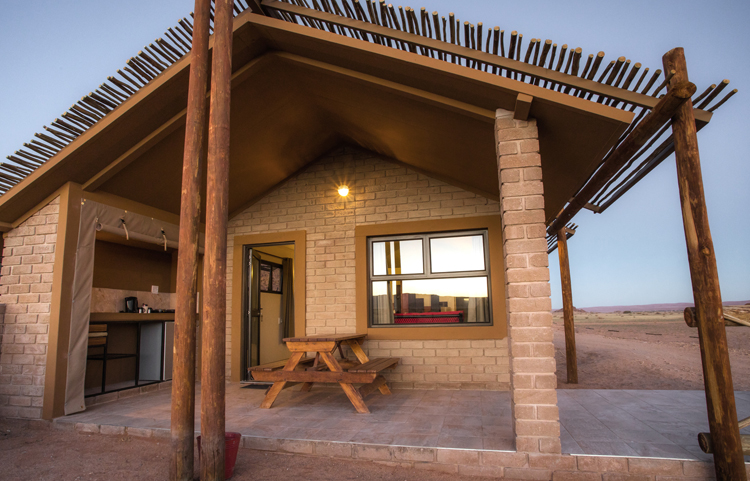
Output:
87,324,108,394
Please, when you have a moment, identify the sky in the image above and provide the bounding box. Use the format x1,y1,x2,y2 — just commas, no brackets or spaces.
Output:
1,1,748,309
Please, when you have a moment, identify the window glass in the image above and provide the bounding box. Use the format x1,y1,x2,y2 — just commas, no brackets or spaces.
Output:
430,235,485,273
371,277,490,325
372,239,423,275
259,261,283,294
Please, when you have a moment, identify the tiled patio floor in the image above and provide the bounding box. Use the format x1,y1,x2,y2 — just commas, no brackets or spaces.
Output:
59,384,750,461
559,389,750,462
63,383,515,450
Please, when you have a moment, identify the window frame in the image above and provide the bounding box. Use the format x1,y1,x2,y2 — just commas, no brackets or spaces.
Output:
367,229,493,328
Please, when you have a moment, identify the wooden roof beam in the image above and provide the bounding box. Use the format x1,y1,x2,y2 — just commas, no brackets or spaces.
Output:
547,79,696,234
275,52,496,122
83,54,273,192
514,93,533,121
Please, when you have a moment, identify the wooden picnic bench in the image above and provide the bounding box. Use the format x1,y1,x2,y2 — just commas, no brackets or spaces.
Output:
248,333,399,413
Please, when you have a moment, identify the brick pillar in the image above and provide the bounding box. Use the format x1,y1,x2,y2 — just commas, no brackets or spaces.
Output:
495,109,561,454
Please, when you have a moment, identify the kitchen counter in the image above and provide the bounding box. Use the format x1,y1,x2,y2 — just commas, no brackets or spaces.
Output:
90,312,175,322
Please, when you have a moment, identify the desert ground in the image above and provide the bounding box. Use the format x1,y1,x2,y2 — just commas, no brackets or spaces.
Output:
3,308,748,479
553,306,750,390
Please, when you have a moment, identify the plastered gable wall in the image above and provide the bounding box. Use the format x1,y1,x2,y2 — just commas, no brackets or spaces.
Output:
226,146,510,390
0,197,58,419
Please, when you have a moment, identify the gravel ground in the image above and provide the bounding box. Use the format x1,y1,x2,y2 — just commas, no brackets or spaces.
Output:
0,419,523,481
554,310,750,390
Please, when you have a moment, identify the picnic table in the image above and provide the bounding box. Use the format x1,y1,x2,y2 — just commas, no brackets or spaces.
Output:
248,333,399,413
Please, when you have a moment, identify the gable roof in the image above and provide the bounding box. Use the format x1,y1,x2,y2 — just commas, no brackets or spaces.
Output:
0,0,735,227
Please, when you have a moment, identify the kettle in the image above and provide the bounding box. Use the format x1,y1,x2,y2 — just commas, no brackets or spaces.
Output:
125,297,138,313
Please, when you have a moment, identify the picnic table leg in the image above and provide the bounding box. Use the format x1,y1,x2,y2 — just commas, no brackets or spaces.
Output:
299,353,320,392
260,352,304,409
346,340,392,396
320,352,370,414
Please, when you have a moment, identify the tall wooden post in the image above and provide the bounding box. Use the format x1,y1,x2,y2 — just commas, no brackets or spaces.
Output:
663,47,746,481
201,0,233,479
556,228,577,384
170,0,210,479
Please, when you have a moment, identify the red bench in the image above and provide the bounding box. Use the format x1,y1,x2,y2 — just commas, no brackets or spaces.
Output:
394,311,463,324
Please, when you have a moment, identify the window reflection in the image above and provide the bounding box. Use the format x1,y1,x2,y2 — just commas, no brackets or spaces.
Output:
372,277,490,325
430,235,485,273
372,239,423,275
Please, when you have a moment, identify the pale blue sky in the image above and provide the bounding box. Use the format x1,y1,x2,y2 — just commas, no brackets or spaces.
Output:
1,1,748,308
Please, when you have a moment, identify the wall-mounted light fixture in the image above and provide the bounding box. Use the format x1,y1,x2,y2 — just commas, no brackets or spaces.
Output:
338,185,350,197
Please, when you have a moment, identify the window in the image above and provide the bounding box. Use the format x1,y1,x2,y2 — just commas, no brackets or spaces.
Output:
368,230,492,327
259,260,283,294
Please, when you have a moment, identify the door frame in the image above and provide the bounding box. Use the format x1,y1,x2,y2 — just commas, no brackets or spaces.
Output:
230,230,306,383
242,248,263,376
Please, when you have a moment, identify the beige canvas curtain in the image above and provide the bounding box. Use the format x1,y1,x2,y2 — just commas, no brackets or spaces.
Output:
64,200,189,415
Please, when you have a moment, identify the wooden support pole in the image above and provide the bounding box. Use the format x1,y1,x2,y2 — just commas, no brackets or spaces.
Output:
170,0,210,479
663,47,747,481
200,0,233,479
556,227,577,384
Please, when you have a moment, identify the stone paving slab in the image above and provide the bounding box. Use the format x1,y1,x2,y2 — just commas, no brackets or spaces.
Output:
60,384,750,462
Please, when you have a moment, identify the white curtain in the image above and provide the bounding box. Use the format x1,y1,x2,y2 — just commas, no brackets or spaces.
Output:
467,297,489,323
371,294,392,325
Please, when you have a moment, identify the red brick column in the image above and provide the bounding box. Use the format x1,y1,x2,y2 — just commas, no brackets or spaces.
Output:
495,109,561,454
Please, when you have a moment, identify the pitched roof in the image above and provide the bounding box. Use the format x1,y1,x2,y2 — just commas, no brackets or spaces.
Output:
1,0,735,226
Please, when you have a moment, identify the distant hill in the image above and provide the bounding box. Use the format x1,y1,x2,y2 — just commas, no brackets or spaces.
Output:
577,301,750,313
553,306,588,314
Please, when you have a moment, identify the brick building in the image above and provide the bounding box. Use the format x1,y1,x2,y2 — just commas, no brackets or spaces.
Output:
0,2,744,479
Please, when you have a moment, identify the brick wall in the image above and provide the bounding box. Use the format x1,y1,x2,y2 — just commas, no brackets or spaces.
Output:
0,197,59,419
495,111,561,453
226,146,510,389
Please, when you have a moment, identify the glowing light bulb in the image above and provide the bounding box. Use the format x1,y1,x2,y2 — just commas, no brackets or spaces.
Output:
338,186,350,197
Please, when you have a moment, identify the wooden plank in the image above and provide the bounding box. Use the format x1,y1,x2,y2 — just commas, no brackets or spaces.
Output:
319,351,369,414
343,339,369,364
359,375,387,398
345,341,393,395
349,357,399,373
285,341,337,353
87,337,106,347
283,333,367,342
683,307,746,328
664,47,747,481
259,351,304,409
698,432,750,456
248,355,315,372
557,226,578,384
250,370,377,383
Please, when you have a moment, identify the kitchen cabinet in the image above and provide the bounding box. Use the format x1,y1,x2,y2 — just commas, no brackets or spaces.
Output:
86,313,175,397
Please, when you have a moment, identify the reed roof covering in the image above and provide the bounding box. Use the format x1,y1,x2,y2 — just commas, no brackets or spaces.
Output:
1,0,736,228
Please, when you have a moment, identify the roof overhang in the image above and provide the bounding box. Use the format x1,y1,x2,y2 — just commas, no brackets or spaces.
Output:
0,11,633,225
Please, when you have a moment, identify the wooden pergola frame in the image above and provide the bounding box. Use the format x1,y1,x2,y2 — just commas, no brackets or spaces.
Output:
543,48,746,480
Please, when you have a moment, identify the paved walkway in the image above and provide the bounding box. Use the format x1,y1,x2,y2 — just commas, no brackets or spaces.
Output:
58,384,750,461
559,389,750,462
